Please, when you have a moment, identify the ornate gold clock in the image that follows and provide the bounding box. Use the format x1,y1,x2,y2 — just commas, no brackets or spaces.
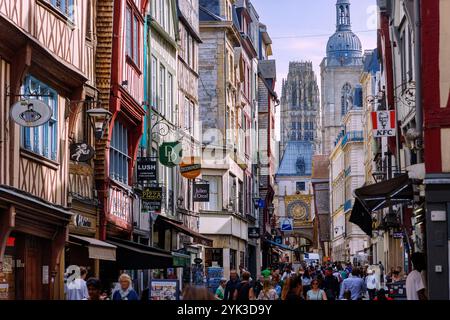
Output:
291,203,307,220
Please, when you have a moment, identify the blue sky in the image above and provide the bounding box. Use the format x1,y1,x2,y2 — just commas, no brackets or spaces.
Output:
252,0,378,93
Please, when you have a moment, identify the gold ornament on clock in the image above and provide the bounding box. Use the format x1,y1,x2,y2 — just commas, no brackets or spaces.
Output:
291,204,307,220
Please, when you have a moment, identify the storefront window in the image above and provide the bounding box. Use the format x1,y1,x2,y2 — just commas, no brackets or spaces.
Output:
230,249,237,271
205,248,223,268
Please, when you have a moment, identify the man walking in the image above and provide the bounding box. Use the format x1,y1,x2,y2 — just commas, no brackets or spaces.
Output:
224,270,240,301
339,269,366,300
406,252,427,300
322,267,340,300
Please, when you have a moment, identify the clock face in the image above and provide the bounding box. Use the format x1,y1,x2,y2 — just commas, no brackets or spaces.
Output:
291,203,307,220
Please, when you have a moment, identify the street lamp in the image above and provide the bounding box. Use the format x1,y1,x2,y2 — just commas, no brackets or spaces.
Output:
86,107,112,140
252,197,260,209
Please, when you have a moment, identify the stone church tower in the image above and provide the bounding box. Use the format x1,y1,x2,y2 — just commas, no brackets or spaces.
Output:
318,0,364,155
280,61,320,158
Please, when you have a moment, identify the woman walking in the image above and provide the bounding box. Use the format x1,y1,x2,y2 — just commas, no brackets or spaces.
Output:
306,279,327,301
257,279,279,300
112,274,139,300
301,269,312,299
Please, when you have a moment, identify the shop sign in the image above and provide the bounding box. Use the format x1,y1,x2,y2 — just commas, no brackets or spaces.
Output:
371,111,396,137
10,99,52,127
193,183,209,202
194,258,203,264
258,199,266,208
280,218,294,231
142,187,163,212
70,143,95,162
137,157,157,182
248,227,260,238
393,232,404,239
274,236,283,245
180,157,202,179
73,214,93,228
109,188,132,229
150,279,180,300
159,142,182,168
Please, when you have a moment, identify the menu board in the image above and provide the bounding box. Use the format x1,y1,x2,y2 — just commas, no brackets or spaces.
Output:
150,279,180,300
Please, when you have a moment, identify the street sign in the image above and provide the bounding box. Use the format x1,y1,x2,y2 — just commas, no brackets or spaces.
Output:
142,187,162,212
371,110,396,137
280,218,294,232
137,157,157,182
194,258,203,264
70,143,95,162
393,232,404,239
248,227,260,238
159,142,182,168
258,199,265,208
193,183,210,202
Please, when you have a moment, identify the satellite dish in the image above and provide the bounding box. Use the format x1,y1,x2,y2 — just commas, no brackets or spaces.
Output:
10,99,53,127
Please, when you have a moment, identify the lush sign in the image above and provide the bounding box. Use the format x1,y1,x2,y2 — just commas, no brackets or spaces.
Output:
137,157,157,182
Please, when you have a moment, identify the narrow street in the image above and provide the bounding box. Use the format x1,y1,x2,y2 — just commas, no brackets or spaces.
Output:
0,0,449,303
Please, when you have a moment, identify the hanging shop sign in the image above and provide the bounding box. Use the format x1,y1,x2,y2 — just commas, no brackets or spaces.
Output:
70,143,95,162
10,99,53,127
180,157,202,179
159,142,183,168
142,187,163,212
393,232,404,239
137,157,158,182
193,183,210,202
248,227,260,239
280,218,294,232
371,111,397,137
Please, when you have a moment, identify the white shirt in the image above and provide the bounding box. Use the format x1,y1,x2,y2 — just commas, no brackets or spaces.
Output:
281,271,294,281
65,278,88,300
406,270,425,300
366,274,379,290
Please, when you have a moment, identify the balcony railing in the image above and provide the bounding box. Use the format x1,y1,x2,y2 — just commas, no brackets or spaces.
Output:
341,131,364,147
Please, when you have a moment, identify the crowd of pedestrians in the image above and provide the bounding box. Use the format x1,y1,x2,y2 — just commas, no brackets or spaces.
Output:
211,252,428,301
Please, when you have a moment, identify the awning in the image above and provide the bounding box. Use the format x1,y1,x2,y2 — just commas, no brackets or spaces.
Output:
264,240,296,251
69,235,117,261
155,215,213,247
106,237,173,269
350,174,414,236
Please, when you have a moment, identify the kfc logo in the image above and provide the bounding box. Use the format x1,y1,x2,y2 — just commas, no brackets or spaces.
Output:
372,111,396,137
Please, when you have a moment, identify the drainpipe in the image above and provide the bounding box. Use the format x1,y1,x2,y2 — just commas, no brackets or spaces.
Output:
414,0,423,162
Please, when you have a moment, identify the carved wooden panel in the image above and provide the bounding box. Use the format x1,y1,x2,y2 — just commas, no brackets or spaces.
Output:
0,0,24,29
69,163,94,200
19,156,60,205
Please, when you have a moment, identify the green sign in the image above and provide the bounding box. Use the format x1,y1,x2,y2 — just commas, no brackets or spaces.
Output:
159,142,182,168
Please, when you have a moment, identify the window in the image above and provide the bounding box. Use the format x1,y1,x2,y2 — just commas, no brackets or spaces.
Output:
203,176,222,211
151,56,157,107
230,249,237,270
21,76,58,161
296,182,306,192
125,6,140,67
189,101,194,136
47,0,74,19
159,64,166,115
205,248,223,268
238,180,243,214
110,121,130,184
184,97,190,132
86,0,92,39
168,72,173,122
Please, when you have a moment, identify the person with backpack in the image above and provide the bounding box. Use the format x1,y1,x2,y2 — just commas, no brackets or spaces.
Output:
257,279,278,300
233,271,255,301
321,267,340,300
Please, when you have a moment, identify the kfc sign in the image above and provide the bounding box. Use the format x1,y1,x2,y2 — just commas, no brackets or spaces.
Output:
371,111,396,137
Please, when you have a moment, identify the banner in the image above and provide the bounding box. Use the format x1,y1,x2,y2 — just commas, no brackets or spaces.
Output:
180,157,201,179
371,110,396,137
142,187,162,212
